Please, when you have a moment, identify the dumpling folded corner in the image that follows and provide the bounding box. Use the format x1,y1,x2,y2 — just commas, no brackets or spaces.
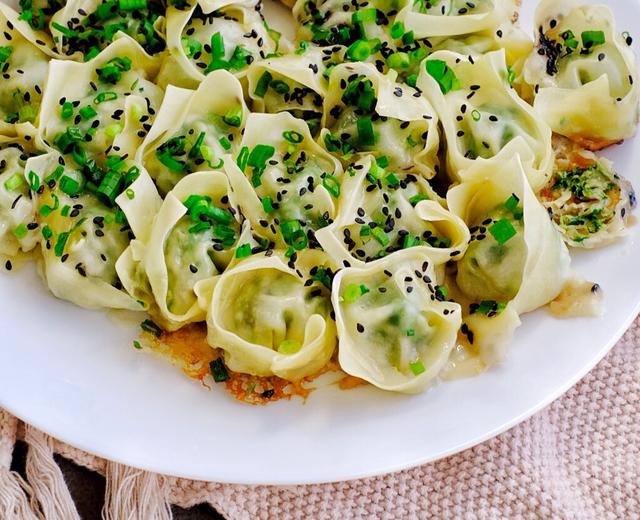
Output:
332,248,462,394
321,62,440,177
315,154,470,270
418,49,553,191
447,153,571,365
523,0,639,148
137,70,248,195
205,252,337,381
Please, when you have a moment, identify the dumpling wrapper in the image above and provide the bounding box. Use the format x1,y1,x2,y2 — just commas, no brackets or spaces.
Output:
447,153,571,364
137,70,248,195
206,252,337,381
321,62,440,176
333,248,462,394
316,154,470,269
418,49,553,191
523,0,639,148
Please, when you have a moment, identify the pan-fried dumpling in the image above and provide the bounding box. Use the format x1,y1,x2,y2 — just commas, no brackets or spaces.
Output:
418,49,553,190
321,62,439,176
316,155,469,268
25,151,143,310
0,5,57,134
246,47,336,135
138,70,247,195
158,2,279,88
47,0,166,59
333,248,461,393
447,154,570,364
523,0,639,149
206,251,337,380
225,111,342,250
538,135,635,248
38,37,163,168
0,130,41,257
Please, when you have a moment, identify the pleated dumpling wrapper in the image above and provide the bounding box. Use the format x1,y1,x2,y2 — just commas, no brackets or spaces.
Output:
157,0,280,89
206,251,337,381
333,248,461,394
523,0,639,149
315,154,470,269
447,154,571,365
321,62,439,177
418,49,553,191
137,70,248,195
225,111,343,250
24,151,144,311
117,170,250,330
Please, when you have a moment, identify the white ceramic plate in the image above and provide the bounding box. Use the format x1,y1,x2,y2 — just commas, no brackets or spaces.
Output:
1,0,639,485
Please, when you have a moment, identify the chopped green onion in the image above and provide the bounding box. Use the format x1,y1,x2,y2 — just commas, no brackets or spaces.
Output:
470,300,506,315
488,218,517,245
385,173,400,186
4,173,25,191
223,106,243,127
402,30,415,45
18,104,36,123
182,37,202,58
39,194,59,217
60,176,81,196
262,196,275,213
390,21,405,39
105,123,123,138
403,235,420,249
211,32,225,60
581,30,605,49
283,130,304,144
119,0,147,10
409,359,425,375
209,358,229,382
425,59,462,94
51,22,77,37
346,38,375,62
281,219,307,250
60,102,74,120
406,328,415,337
97,57,132,84
41,225,53,240
0,46,12,64
344,283,369,303
94,91,118,104
140,319,162,337
61,205,70,217
54,231,69,257
27,170,40,192
506,66,516,86
270,79,290,94
376,156,389,168
277,339,302,355
96,170,124,206
79,106,97,120
503,193,520,211
371,227,389,246
133,340,142,350
357,116,375,146
254,71,272,97
471,109,481,121
237,146,249,171
235,243,252,258
322,175,340,197
13,223,28,239
219,136,232,151
125,188,135,200
387,52,410,69
188,221,211,234
561,30,579,50
352,7,377,23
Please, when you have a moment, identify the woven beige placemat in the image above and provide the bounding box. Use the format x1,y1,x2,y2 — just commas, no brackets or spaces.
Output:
1,317,638,519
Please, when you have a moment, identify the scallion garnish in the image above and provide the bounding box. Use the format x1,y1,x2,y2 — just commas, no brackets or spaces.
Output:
235,243,252,258
283,130,304,144
94,91,118,104
281,219,308,250
581,30,605,49
357,116,375,146
409,360,425,375
223,105,243,127
140,319,162,337
488,218,517,245
79,106,97,120
425,59,462,94
261,196,275,213
254,71,272,98
3,173,25,191
60,176,81,196
0,46,13,65
322,175,340,197
96,170,124,206
209,358,229,382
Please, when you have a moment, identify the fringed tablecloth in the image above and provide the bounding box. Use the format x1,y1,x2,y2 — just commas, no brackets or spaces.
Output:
1,317,638,519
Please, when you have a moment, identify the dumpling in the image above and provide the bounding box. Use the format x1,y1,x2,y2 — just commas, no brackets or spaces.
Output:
48,0,166,59
523,0,639,149
246,47,335,135
138,70,247,195
225,111,343,251
316,154,469,268
0,130,41,257
293,0,398,49
333,248,461,393
25,151,143,310
206,251,337,380
395,0,519,39
38,36,163,165
321,62,439,176
538,135,635,248
158,1,280,88
119,170,248,330
447,154,571,364
418,49,553,190
0,5,57,134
